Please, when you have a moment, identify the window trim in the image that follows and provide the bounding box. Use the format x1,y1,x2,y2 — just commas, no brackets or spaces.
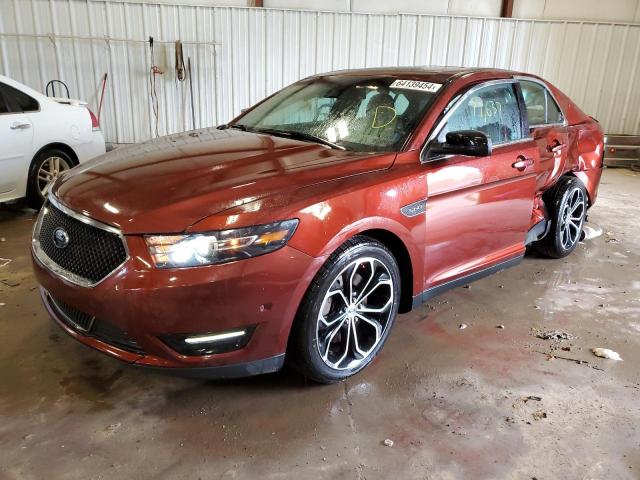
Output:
515,76,567,129
421,79,527,162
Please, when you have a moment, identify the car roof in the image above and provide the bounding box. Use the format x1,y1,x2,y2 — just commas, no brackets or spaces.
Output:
308,66,523,84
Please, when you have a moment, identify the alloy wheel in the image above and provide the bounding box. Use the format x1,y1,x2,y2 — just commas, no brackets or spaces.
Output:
559,188,585,250
316,257,394,371
38,156,71,197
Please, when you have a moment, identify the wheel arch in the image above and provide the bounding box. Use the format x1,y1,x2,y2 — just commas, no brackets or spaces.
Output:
29,143,80,175
357,228,414,314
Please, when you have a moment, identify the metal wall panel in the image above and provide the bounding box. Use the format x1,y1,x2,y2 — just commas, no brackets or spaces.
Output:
1,0,640,143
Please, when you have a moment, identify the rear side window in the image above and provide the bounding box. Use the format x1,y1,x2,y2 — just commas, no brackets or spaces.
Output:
0,82,39,113
520,80,564,126
437,82,524,146
0,91,9,114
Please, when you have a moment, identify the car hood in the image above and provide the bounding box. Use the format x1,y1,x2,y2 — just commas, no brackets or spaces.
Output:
53,128,395,234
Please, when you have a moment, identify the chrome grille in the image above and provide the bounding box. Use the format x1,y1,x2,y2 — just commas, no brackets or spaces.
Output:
33,197,128,287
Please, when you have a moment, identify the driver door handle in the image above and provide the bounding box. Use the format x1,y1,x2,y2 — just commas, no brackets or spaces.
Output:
10,122,31,130
512,156,534,171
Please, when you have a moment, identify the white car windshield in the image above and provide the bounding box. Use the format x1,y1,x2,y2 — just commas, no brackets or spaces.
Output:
234,76,440,152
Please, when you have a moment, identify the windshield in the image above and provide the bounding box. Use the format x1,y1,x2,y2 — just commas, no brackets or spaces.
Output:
235,76,440,152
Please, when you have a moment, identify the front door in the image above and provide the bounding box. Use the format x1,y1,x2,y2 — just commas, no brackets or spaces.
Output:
422,80,538,289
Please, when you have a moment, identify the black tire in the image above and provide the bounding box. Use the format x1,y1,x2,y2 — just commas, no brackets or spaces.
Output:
290,236,401,384
26,148,74,210
535,176,587,259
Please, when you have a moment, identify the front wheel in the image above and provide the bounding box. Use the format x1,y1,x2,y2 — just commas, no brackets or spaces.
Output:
535,176,587,258
290,236,401,384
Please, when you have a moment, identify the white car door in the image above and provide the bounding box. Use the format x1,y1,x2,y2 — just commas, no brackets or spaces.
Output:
0,83,34,195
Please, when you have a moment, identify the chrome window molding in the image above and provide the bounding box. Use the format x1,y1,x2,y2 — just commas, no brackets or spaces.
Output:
515,75,568,128
31,194,130,288
421,79,525,163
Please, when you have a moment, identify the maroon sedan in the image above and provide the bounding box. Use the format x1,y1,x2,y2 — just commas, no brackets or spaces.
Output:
32,67,603,383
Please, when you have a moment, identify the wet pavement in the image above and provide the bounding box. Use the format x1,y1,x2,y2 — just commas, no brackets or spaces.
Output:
1,168,639,479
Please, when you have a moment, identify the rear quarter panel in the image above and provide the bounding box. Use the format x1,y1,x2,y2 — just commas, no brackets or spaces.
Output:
28,100,105,165
538,79,604,204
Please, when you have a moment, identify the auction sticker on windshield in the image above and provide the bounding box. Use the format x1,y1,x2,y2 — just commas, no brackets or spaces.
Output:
390,80,442,92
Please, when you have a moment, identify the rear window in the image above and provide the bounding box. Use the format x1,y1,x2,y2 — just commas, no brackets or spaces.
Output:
0,82,39,113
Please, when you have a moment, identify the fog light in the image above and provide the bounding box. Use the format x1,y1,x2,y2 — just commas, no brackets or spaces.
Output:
185,330,247,344
161,327,255,356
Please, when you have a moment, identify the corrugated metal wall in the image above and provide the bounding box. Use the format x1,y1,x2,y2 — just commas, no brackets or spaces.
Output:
1,0,640,143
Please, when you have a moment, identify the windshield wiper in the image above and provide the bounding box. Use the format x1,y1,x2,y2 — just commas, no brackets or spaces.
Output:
217,123,250,131
255,128,346,150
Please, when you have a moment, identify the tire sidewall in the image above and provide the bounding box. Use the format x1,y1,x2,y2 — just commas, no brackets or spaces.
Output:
549,178,587,256
27,149,73,209
300,240,401,382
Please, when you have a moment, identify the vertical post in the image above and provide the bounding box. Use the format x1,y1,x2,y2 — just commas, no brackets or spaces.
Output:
501,0,514,18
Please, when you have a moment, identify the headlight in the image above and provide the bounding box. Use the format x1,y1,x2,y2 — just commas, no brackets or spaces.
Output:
145,219,299,268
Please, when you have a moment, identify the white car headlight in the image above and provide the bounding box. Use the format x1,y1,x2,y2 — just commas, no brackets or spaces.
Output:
145,219,299,268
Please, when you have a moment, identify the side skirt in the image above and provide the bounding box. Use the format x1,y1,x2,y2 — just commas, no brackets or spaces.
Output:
412,255,524,309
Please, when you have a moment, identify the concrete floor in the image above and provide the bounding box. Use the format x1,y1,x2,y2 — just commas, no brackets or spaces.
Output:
1,168,639,480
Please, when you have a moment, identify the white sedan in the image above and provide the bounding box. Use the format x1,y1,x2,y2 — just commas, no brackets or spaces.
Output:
0,75,106,208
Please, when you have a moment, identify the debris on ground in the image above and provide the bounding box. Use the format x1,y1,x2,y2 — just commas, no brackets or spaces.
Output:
459,323,467,330
532,410,547,421
533,329,575,341
0,258,11,268
592,348,623,361
582,224,603,240
0,279,21,287
383,438,394,447
0,237,5,242
0,303,5,307
561,346,571,351
605,231,619,243
525,396,542,402
497,325,505,329
534,351,604,371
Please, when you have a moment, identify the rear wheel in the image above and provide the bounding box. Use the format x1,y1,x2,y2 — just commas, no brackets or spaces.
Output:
535,176,587,258
290,236,401,384
26,149,74,209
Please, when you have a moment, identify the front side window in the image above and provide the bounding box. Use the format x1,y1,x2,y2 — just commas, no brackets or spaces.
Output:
520,80,564,126
437,82,524,147
236,76,439,152
0,82,39,113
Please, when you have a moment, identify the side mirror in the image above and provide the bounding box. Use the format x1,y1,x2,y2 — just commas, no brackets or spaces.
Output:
426,130,492,159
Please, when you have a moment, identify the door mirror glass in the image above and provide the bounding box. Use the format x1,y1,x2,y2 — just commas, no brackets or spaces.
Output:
427,130,492,158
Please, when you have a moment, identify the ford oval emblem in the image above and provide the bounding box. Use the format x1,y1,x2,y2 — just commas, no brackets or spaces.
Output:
53,227,70,249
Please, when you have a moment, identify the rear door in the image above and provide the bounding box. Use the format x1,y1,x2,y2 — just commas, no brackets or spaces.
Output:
422,80,538,288
0,82,36,195
519,79,570,191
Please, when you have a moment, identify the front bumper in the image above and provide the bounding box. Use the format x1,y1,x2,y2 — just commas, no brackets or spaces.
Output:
33,240,318,376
